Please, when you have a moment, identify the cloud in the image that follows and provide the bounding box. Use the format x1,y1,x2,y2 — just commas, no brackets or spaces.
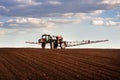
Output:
63,12,91,23
16,0,42,7
90,10,104,16
48,19,75,24
99,0,120,9
91,18,120,27
0,5,9,13
47,1,62,5
100,0,120,5
92,18,104,25
2,17,55,29
105,21,120,26
63,13,86,18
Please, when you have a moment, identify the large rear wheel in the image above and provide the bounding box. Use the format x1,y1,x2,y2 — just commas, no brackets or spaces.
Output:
60,42,66,49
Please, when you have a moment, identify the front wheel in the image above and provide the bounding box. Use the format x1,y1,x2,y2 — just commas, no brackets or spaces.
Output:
41,43,46,48
60,42,66,49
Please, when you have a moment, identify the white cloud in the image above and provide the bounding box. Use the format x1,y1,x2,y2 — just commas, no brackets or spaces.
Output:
63,13,90,19
0,5,9,12
90,10,104,16
7,19,14,23
69,12,120,27
16,0,42,7
92,18,120,27
105,21,120,26
92,19,104,25
47,1,62,5
63,13,85,18
48,19,76,24
63,12,90,23
100,0,120,9
3,17,55,29
101,0,120,5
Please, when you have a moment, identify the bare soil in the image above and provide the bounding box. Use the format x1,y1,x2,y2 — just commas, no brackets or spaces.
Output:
0,48,120,80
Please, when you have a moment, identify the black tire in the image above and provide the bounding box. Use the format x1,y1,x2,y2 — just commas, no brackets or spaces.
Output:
50,42,58,49
41,43,46,48
60,42,66,49
54,42,58,48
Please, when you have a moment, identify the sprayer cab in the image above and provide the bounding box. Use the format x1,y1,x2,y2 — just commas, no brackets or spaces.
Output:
38,34,66,48
39,34,63,43
38,34,52,43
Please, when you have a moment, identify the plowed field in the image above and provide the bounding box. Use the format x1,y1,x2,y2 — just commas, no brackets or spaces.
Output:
0,48,120,80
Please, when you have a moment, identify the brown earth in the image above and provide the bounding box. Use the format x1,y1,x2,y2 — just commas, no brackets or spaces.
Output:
0,48,120,80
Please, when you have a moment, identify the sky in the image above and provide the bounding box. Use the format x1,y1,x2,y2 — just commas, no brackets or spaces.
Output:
0,0,120,48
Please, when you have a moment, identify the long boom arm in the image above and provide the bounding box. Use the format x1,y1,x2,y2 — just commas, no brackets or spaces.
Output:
65,40,108,47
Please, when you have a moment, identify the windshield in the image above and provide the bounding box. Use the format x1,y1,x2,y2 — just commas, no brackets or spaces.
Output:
42,35,46,39
42,35,49,41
